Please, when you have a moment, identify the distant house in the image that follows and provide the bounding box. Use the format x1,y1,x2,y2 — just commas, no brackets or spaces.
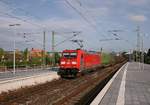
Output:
30,48,43,58
4,50,23,62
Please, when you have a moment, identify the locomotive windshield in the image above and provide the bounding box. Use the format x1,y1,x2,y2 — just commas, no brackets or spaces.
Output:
63,52,77,58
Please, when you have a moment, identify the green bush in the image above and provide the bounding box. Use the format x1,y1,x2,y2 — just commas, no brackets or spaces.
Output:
101,53,112,64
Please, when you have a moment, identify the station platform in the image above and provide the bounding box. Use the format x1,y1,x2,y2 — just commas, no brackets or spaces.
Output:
0,68,59,93
91,62,150,105
0,67,59,81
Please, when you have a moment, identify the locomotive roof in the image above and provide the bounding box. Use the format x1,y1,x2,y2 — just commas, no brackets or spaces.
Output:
62,49,99,54
63,49,83,52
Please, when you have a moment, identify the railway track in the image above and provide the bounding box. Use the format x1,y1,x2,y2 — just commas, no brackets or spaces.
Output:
0,61,126,105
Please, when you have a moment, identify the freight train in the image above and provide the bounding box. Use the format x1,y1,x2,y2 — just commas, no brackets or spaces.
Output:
57,49,101,77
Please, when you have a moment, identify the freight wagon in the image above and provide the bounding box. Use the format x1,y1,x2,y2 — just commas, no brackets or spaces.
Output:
57,49,101,77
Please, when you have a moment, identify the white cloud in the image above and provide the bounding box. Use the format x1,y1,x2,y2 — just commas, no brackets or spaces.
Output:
1,0,147,51
85,7,109,17
128,0,149,5
0,2,13,14
0,13,95,50
0,0,104,50
128,14,147,22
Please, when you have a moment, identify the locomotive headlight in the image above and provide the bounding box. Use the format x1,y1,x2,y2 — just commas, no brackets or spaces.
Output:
72,61,77,64
61,61,65,64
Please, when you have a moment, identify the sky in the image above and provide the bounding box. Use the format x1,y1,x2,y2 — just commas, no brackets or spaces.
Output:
0,0,150,52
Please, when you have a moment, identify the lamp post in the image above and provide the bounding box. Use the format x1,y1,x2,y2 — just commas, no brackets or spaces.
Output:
9,24,21,74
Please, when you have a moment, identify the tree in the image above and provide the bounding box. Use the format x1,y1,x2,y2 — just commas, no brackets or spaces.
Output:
23,48,29,61
147,49,150,56
146,49,150,64
45,55,51,65
121,51,128,59
54,52,60,64
0,48,4,62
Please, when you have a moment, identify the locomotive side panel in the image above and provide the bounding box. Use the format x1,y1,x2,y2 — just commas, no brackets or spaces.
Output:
83,53,101,70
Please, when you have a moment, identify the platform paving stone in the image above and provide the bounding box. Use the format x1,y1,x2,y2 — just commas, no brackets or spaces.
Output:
97,62,150,105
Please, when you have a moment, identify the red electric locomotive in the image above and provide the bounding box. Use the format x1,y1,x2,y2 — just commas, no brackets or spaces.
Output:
58,49,101,77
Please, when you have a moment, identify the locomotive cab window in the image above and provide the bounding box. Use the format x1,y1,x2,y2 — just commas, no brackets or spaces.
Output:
63,52,77,58
63,53,70,58
70,52,77,58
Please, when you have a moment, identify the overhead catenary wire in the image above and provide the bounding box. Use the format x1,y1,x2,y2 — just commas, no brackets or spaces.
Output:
54,32,79,47
52,31,81,39
109,31,136,47
0,0,86,52
0,0,49,53
0,1,81,36
64,0,107,38
0,0,82,43
0,0,74,32
0,11,45,28
0,0,42,20
64,0,107,49
99,38,120,41
74,1,137,50
74,1,122,39
15,32,43,46
0,0,136,52
0,0,45,28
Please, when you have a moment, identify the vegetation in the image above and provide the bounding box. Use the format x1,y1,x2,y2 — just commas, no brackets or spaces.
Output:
0,48,61,69
127,48,150,64
101,53,112,64
1,47,149,70
144,49,150,64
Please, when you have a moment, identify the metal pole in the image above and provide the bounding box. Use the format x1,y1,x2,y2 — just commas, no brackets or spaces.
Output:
9,24,20,74
141,34,144,70
52,31,55,52
100,47,103,53
52,31,55,66
136,26,140,62
129,49,131,62
136,26,141,70
13,34,16,74
43,30,46,69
